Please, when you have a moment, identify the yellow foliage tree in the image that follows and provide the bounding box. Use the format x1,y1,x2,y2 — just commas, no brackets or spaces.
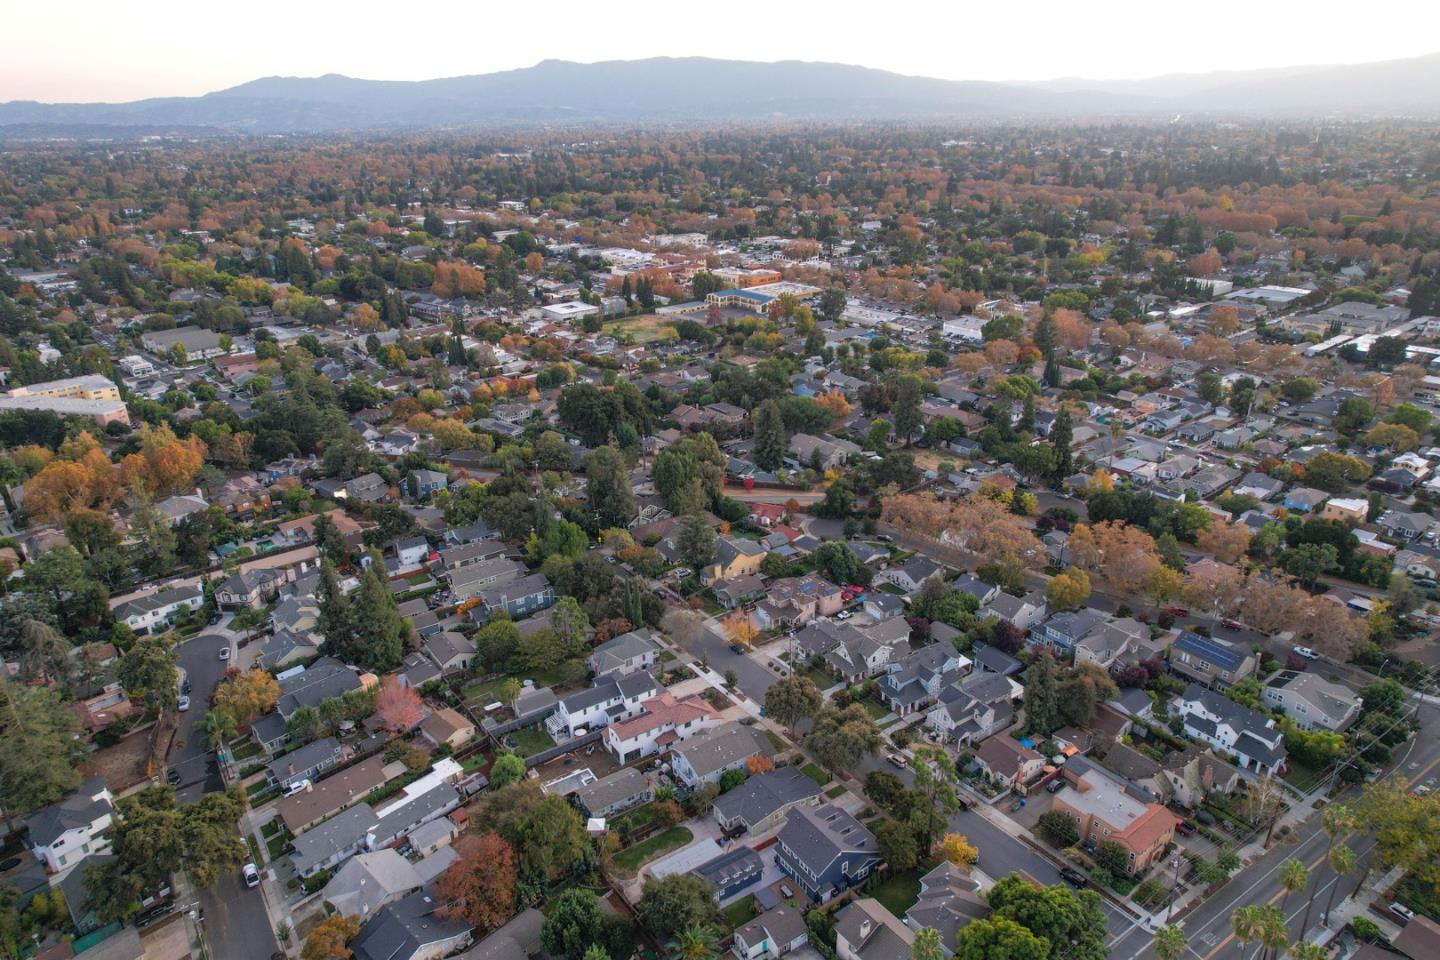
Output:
937,833,979,867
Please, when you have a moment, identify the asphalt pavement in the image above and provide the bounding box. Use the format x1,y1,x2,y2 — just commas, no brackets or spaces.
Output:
201,868,279,960
172,632,233,804
694,617,780,703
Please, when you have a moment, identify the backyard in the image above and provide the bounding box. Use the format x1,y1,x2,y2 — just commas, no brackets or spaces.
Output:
506,726,555,758
867,868,921,918
613,827,693,874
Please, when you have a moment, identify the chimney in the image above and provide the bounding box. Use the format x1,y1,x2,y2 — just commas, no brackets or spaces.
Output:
860,919,872,939
287,763,296,777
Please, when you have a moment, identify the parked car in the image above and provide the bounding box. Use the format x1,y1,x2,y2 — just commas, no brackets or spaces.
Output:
1046,779,1066,794
729,643,747,654
1175,820,1197,837
281,779,311,798
242,863,260,889
1389,903,1415,923
1292,646,1321,661
177,695,191,712
1162,606,1189,618
1221,619,1244,630
218,646,232,661
166,769,181,786
1060,867,1088,888
887,753,909,769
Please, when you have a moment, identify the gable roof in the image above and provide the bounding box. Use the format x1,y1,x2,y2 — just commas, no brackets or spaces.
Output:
713,767,822,828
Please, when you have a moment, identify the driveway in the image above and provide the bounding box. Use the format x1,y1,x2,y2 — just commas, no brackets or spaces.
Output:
172,632,234,804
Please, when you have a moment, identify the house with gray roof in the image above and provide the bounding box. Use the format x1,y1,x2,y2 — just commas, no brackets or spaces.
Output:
1175,683,1286,775
291,804,379,877
903,861,988,953
275,657,363,719
876,646,971,716
574,767,653,818
671,721,774,788
979,591,1047,632
23,778,114,875
734,905,809,960
835,898,914,960
587,628,661,677
926,672,1017,745
713,767,822,836
695,847,764,901
350,889,473,960
1262,671,1360,732
267,737,343,790
320,849,422,921
774,804,879,903
876,556,943,594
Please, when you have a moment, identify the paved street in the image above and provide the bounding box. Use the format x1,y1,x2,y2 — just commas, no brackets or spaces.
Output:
172,631,234,804
201,869,279,960
695,616,780,703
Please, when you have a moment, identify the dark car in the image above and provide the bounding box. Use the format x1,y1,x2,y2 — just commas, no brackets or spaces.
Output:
166,769,182,786
1175,820,1197,837
1060,867,1088,888
0,857,21,872
1046,779,1066,794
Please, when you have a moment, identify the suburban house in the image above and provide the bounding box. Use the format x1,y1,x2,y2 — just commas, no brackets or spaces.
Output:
713,767,822,836
670,721,773,788
972,735,1046,791
111,582,204,634
926,672,1017,744
587,628,662,677
733,905,810,960
903,861,988,953
1073,617,1152,671
574,768,653,819
547,672,659,739
603,692,720,763
694,847,764,901
794,617,911,685
321,850,423,921
349,889,473,960
702,538,768,585
421,631,476,676
979,591,1047,632
1320,498,1369,525
774,804,881,903
1175,683,1288,774
419,708,475,751
754,575,846,628
1028,607,1108,658
267,736,344,790
275,657,367,720
1051,756,1177,873
1169,631,1257,689
876,646,971,716
834,899,914,960
876,556,943,594
23,778,114,874
1261,671,1361,732
447,556,525,601
475,573,555,619
214,567,288,609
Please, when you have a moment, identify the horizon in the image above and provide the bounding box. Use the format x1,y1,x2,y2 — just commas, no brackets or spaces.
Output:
6,0,1440,103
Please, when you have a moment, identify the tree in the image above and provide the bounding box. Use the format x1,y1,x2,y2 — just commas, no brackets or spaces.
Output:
1153,925,1186,960
1036,810,1079,848
489,753,525,790
584,446,637,529
208,668,280,738
913,927,946,960
1094,840,1129,876
1301,452,1370,493
951,917,1048,960
676,925,721,960
986,873,1108,960
1022,651,1060,737
1356,776,1440,892
374,676,423,732
811,541,867,586
875,820,919,871
301,914,361,960
937,833,979,866
349,553,409,671
117,636,178,716
435,832,517,932
752,400,787,472
763,676,822,729
543,890,610,960
820,287,848,325
312,511,346,561
1045,568,1090,612
808,702,883,772
675,514,717,570
0,677,85,817
893,375,924,445
16,619,71,687
316,557,358,660
637,874,716,938
475,782,589,883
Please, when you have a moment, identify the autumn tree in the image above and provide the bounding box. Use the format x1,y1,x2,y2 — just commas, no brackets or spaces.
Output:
375,676,423,732
1046,568,1090,612
435,832,517,932
937,833,979,867
1197,522,1251,564
208,668,280,738
1068,521,1161,595
301,915,361,960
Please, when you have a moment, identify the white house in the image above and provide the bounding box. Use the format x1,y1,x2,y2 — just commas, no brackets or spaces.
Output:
670,721,773,788
22,778,115,874
1261,671,1361,732
546,672,658,739
1175,683,1287,774
603,692,719,764
111,582,205,635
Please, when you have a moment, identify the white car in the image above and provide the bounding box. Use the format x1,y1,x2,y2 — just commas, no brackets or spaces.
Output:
218,646,232,661
177,695,191,712
1292,646,1321,661
887,753,909,769
1389,903,1415,923
242,863,260,889
282,779,311,798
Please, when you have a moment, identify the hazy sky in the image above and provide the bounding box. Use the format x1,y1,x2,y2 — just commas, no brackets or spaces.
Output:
6,0,1439,102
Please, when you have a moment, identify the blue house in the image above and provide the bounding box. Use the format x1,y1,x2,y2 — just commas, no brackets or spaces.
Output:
1027,607,1107,657
695,847,764,901
476,573,555,620
774,804,880,903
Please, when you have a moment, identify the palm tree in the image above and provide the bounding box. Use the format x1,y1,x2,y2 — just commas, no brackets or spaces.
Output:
1278,858,1308,913
912,927,945,960
1233,905,1264,959
1289,943,1328,960
1256,907,1288,960
1322,844,1357,927
1302,805,1355,935
1154,924,1187,960
675,924,720,960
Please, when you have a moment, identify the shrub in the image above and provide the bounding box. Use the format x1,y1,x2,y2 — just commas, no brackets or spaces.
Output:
1037,811,1079,848
1351,917,1381,942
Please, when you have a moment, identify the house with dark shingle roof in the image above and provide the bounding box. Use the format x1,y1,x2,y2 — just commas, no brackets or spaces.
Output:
350,889,473,960
713,767,822,836
774,803,879,903
23,778,114,874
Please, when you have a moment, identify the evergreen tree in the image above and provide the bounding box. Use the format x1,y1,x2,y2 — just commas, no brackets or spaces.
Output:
1023,651,1061,736
1018,394,1036,434
311,512,346,562
129,485,177,578
1034,314,1057,357
1050,408,1074,481
752,400,787,472
1044,354,1061,387
893,375,924,445
584,446,637,529
351,552,408,671
316,557,359,662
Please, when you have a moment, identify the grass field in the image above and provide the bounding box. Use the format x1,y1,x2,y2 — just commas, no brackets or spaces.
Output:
604,314,676,344
507,725,555,757
869,869,921,917
826,784,848,799
721,896,759,931
800,762,830,787
613,827,694,874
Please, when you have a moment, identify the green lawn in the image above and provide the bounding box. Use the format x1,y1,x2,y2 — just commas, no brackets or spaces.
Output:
869,869,921,917
857,698,889,721
876,582,908,596
764,729,790,752
805,667,835,689
721,896,759,932
613,827,694,874
507,726,555,757
463,677,512,706
825,784,848,799
265,826,293,861
800,762,830,787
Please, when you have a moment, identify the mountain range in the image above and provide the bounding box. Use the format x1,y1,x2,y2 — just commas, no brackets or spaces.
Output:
3,53,1439,135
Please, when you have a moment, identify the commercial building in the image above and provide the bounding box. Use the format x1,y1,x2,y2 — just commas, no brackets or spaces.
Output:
1051,757,1176,873
0,374,128,425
